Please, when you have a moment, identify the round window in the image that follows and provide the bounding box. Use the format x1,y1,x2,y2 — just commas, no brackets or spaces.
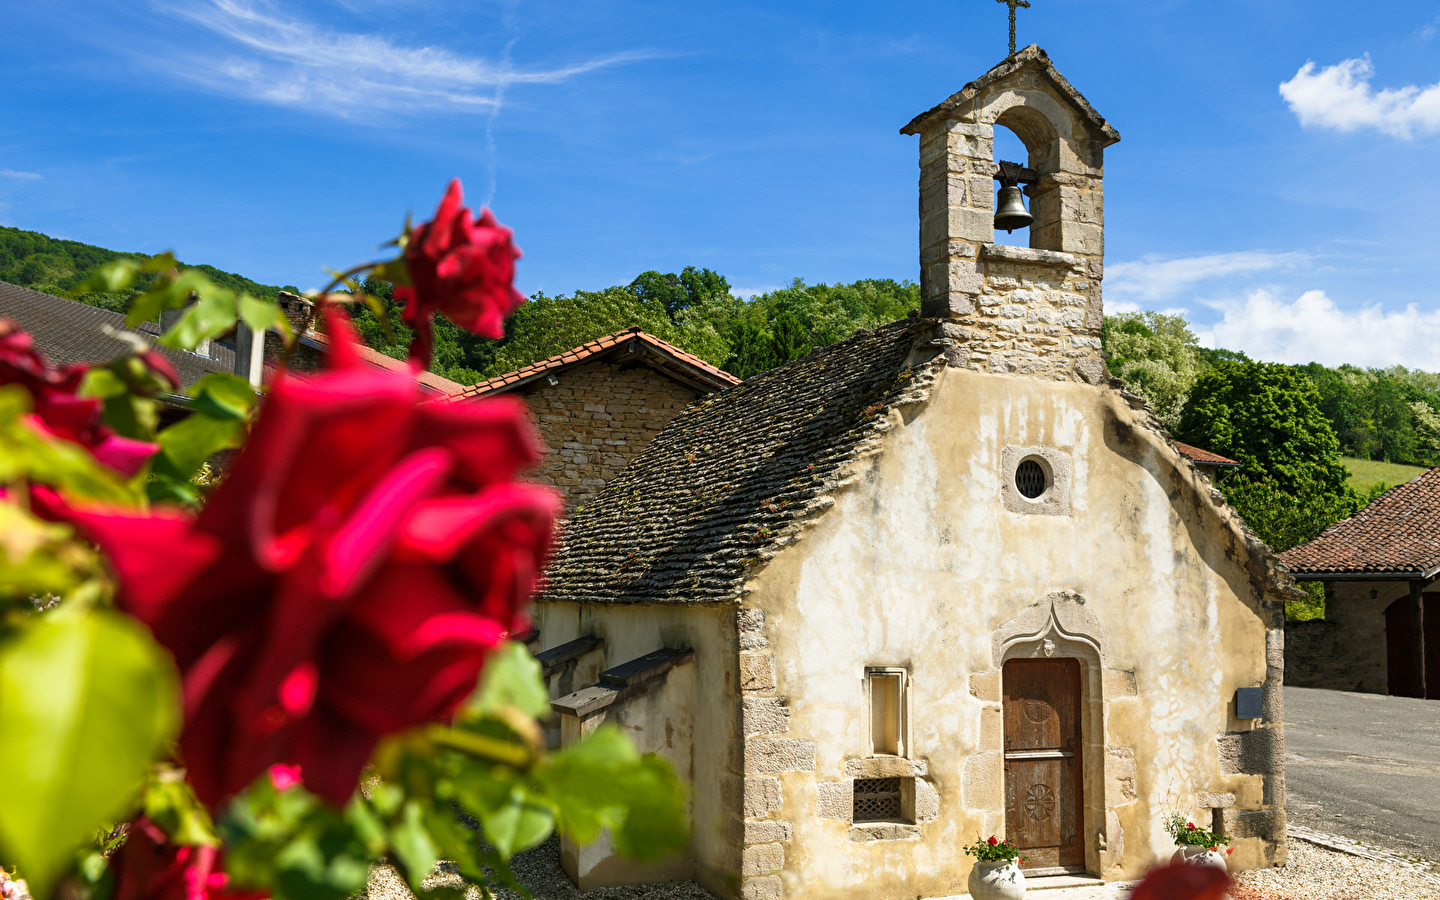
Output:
1015,458,1048,499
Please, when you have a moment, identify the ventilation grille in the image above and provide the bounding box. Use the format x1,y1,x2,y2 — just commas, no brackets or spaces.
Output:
1015,459,1047,498
853,777,902,822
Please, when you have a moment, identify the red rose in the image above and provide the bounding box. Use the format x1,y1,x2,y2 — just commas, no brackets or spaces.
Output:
45,310,559,806
0,318,162,477
1130,862,1228,900
1226,847,1234,854
110,819,264,900
987,837,998,846
1187,822,1196,829
395,179,524,367
267,763,303,792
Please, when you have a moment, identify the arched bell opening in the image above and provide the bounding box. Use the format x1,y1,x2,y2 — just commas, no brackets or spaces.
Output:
992,103,1065,253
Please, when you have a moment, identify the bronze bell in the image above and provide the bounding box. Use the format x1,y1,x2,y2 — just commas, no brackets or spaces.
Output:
994,184,1033,233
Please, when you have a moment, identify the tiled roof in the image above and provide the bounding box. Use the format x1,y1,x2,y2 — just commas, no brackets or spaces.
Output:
1281,467,1440,577
0,280,234,389
453,327,739,401
298,332,463,396
1174,441,1239,467
541,319,946,605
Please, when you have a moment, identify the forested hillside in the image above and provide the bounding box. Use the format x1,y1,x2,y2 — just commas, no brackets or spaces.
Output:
0,226,295,315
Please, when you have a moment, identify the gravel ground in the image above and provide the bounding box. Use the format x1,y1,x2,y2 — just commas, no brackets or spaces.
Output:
1234,838,1440,900
363,837,717,900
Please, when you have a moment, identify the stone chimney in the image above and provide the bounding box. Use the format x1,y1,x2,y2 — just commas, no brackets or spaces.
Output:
901,46,1121,384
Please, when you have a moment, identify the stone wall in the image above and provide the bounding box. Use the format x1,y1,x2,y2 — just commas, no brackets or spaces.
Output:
1285,581,1397,694
518,360,703,511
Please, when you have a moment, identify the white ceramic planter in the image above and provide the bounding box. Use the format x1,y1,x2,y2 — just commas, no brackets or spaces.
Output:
967,859,1026,900
1171,845,1229,871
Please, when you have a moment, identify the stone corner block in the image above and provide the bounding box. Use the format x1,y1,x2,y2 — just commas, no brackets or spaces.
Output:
816,780,854,823
969,671,1001,702
1217,727,1283,776
742,842,784,877
740,653,776,694
746,739,816,774
962,752,1004,810
743,776,782,818
743,697,792,736
1103,668,1138,698
744,820,793,844
844,756,925,778
741,875,783,900
914,778,940,822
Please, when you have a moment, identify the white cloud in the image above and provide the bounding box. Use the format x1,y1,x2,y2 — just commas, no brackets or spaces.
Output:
1196,289,1440,369
1106,251,1306,303
732,285,783,299
1279,56,1440,138
150,0,656,117
0,169,42,180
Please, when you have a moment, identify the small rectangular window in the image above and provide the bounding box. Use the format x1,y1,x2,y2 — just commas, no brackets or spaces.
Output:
866,667,907,757
852,777,903,822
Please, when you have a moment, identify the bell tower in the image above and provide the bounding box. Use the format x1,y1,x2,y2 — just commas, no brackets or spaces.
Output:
901,46,1120,383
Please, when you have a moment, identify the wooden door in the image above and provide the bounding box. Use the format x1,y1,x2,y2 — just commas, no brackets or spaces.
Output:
1003,658,1084,871
1385,593,1440,699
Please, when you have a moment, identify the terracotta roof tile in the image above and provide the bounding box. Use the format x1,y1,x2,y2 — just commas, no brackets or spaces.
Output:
541,320,946,605
452,327,739,401
1281,467,1440,577
1173,441,1239,467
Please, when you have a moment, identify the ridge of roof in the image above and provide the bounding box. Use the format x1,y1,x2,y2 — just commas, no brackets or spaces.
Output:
1173,441,1240,467
541,319,947,605
0,280,234,389
900,45,1121,146
452,327,739,401
299,331,463,395
1281,467,1440,577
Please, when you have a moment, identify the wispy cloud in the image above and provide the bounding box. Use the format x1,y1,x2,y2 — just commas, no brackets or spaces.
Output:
1106,251,1307,303
1196,289,1440,369
1279,56,1440,138
0,169,43,180
150,0,657,118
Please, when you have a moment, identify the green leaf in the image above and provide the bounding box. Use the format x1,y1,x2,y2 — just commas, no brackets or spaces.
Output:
388,801,439,890
468,641,550,720
479,788,554,859
154,413,246,480
189,374,257,422
140,252,180,274
239,294,281,335
160,290,238,352
71,259,141,296
532,727,688,860
142,766,218,846
0,610,180,898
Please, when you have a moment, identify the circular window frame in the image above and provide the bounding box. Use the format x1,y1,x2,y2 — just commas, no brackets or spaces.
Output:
1014,456,1052,501
1000,446,1071,517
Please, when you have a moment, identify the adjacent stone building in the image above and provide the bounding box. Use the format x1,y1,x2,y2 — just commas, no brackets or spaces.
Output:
528,47,1292,898
1281,468,1440,699
450,328,739,511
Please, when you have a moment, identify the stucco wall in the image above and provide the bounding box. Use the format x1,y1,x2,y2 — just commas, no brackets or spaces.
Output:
737,368,1284,899
1285,581,1399,694
532,602,742,898
519,360,703,511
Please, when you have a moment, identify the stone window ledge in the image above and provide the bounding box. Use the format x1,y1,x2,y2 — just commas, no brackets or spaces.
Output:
844,756,927,778
848,822,921,842
981,244,1078,268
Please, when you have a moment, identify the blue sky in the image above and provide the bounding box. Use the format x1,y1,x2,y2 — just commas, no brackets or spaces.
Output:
2,1,1438,368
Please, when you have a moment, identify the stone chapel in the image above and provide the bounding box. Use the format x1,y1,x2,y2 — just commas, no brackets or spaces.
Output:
532,47,1293,898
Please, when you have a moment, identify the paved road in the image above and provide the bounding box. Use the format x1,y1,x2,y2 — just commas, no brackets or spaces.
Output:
1285,686,1440,860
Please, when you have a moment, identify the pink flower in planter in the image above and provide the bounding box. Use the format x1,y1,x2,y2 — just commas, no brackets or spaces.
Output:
267,763,303,792
395,179,525,367
45,309,559,807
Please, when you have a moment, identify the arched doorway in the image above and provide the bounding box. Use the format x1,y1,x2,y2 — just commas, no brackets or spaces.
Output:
1384,592,1439,699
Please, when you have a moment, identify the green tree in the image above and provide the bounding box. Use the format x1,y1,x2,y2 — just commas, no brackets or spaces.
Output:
1178,360,1350,497
1100,311,1205,429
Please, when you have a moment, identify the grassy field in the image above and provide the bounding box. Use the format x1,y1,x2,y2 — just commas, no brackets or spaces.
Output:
1342,457,1429,494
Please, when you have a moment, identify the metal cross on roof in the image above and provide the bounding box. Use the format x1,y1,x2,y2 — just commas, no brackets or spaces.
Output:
996,0,1031,56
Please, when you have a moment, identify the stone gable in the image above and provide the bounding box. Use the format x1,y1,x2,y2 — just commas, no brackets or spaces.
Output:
520,358,704,511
